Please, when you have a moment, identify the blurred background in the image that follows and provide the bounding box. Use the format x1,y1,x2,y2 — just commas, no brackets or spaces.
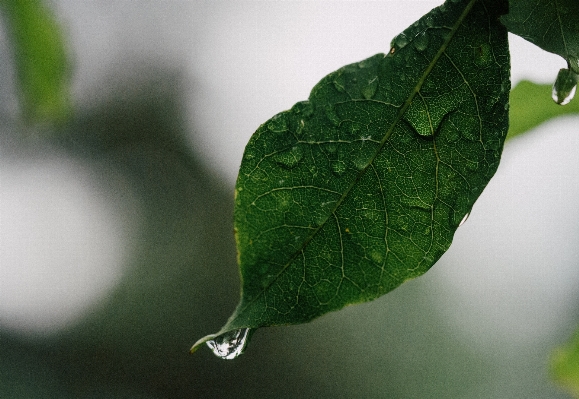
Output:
0,1,578,398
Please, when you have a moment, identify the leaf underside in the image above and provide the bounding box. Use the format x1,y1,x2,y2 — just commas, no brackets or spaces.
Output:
192,0,510,352
501,0,579,73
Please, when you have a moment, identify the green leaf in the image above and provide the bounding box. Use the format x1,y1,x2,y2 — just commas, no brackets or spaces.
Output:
501,0,579,73
192,0,510,355
0,0,71,124
507,79,579,140
551,329,579,398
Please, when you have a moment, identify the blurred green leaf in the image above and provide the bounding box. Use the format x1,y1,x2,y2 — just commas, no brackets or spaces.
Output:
0,0,71,124
192,0,510,355
507,80,579,140
501,0,579,73
551,329,579,398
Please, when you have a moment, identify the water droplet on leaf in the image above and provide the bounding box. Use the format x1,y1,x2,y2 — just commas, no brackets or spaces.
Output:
206,328,252,360
552,68,579,105
357,59,372,69
274,146,304,169
325,105,341,126
291,100,314,118
331,160,347,176
361,77,379,99
333,73,346,93
352,151,373,170
474,43,492,68
268,113,288,132
413,32,429,51
390,33,409,50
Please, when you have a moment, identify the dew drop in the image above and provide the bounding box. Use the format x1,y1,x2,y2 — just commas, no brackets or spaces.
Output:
274,146,304,169
425,15,435,28
361,76,379,99
474,43,492,68
458,212,470,227
352,152,371,170
291,100,314,118
206,328,252,360
268,113,288,132
325,105,341,127
552,68,579,105
331,160,346,176
296,119,305,136
390,33,409,50
333,73,347,93
413,32,429,52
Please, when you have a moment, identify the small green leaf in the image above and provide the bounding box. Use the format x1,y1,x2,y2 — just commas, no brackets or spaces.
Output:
0,0,71,124
507,79,579,140
192,0,510,355
551,329,579,398
501,0,579,73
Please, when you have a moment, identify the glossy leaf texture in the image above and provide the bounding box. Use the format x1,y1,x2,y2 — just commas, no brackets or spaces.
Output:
192,0,510,354
0,0,71,124
507,80,579,140
501,0,579,73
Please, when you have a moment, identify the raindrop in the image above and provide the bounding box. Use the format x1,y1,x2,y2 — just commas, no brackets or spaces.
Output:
413,32,429,52
268,113,288,132
474,43,492,68
291,101,314,118
333,73,347,93
274,146,304,169
296,119,305,136
331,160,347,176
425,15,435,28
458,212,470,227
552,68,579,105
206,328,252,360
390,33,409,50
325,105,341,127
361,76,379,99
352,151,372,170
357,59,372,69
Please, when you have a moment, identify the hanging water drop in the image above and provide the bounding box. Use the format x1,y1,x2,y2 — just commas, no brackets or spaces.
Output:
458,212,470,227
552,68,579,105
206,328,252,360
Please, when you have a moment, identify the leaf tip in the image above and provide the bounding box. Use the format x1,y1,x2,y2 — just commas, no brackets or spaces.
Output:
189,333,218,355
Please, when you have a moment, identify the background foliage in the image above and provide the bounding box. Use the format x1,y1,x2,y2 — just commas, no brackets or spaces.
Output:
1,1,579,398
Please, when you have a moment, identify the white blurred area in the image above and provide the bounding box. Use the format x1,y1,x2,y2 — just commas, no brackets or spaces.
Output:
0,0,577,356
0,153,141,333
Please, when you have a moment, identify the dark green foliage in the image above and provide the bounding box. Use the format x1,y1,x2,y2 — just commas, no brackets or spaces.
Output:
501,0,579,73
192,0,510,351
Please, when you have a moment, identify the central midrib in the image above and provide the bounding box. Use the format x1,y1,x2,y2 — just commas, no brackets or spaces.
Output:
231,0,479,329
